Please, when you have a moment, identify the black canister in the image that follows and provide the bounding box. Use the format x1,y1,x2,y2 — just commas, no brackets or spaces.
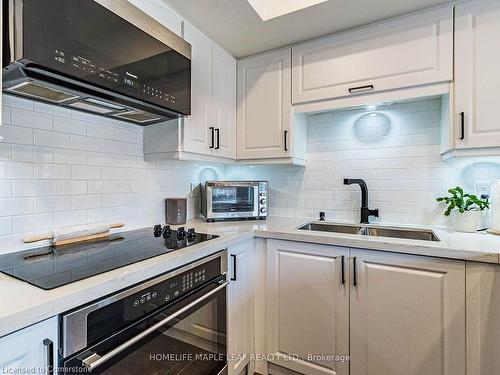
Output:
165,198,187,225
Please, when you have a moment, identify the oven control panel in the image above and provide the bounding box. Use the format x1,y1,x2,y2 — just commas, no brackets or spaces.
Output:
130,259,218,310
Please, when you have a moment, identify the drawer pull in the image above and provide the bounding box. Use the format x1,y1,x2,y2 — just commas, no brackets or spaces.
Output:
348,85,374,94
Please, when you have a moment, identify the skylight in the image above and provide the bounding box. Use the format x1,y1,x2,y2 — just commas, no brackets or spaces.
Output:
247,0,328,21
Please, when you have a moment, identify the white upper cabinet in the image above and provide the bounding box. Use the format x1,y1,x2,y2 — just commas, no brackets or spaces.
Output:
453,0,500,150
213,44,237,159
127,0,182,36
237,49,306,164
292,6,453,104
144,23,236,162
183,22,215,155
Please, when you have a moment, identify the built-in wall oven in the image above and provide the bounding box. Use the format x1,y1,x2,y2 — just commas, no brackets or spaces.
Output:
201,181,268,222
60,251,228,374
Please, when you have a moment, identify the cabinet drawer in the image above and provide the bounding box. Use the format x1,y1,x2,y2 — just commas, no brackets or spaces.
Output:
292,7,453,104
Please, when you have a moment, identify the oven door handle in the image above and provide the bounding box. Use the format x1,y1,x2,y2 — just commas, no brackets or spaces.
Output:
81,280,230,371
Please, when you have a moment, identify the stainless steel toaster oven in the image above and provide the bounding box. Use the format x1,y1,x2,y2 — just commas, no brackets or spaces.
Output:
201,181,268,222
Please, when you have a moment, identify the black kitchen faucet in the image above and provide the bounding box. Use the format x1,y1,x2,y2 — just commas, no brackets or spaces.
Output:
344,179,379,224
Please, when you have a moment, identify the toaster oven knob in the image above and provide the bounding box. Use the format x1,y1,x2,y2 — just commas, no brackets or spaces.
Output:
260,207,267,214
260,198,267,205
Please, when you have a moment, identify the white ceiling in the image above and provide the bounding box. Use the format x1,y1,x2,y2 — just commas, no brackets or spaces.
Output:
162,0,450,58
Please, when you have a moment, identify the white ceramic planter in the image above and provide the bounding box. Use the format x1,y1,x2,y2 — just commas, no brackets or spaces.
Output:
453,210,481,233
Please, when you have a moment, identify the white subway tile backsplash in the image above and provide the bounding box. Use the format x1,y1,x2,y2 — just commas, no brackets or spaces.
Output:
0,197,33,216
0,181,12,198
13,213,54,233
53,180,87,195
54,210,88,227
11,145,53,163
3,95,34,110
12,107,52,130
2,106,11,124
54,149,87,165
72,165,101,180
0,125,33,145
87,123,114,139
13,180,55,197
0,161,34,179
53,116,87,135
0,143,12,160
34,129,71,148
71,194,101,210
34,196,71,213
35,164,72,179
70,135,101,152
0,217,12,235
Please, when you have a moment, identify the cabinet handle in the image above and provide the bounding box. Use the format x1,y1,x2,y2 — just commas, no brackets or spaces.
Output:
230,254,237,281
284,130,288,151
459,112,465,140
352,257,357,287
348,84,374,94
341,255,345,285
215,128,220,150
43,339,54,375
209,127,215,148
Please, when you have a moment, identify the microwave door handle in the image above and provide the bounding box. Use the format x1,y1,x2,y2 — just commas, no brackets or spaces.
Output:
81,281,230,371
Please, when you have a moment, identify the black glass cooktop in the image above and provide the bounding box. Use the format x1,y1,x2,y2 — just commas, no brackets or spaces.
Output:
0,227,218,290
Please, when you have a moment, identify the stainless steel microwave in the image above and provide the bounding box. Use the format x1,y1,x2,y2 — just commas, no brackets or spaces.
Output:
201,181,268,222
2,0,191,125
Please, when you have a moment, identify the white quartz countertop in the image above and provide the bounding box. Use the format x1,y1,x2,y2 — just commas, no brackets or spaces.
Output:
1,216,500,338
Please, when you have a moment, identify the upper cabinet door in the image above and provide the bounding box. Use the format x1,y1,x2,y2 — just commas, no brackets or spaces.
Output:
292,7,453,104
183,22,214,155
237,49,291,159
454,0,500,149
350,249,465,375
213,44,236,159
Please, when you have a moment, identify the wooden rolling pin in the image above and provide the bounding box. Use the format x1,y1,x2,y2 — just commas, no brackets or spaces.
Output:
23,223,124,247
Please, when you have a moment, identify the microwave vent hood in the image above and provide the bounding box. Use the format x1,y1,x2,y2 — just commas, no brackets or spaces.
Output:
2,0,192,125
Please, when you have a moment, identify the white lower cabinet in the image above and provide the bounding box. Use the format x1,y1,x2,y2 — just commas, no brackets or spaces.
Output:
266,240,466,375
266,240,349,375
465,262,500,375
228,240,255,375
350,249,465,375
0,316,58,373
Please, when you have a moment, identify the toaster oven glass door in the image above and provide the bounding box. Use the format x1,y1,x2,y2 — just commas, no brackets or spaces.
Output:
211,186,256,214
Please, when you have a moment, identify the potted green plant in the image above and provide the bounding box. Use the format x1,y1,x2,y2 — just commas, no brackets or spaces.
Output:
436,187,490,232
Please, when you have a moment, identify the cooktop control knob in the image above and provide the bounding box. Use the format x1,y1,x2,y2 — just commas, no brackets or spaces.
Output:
177,227,186,240
187,228,196,241
162,225,172,239
153,224,162,237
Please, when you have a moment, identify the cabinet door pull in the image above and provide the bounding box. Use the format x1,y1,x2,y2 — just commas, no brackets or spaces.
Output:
348,84,374,94
341,255,345,285
209,127,215,148
215,128,220,150
230,254,237,281
459,112,465,140
284,130,288,151
352,257,357,286
43,339,54,375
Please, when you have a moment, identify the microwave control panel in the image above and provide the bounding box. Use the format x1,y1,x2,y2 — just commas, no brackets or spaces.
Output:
52,50,178,105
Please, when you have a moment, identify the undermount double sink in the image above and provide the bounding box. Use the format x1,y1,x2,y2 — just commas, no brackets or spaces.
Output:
298,222,440,242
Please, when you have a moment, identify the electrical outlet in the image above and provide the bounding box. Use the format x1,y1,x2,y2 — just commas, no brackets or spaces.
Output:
474,182,491,198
